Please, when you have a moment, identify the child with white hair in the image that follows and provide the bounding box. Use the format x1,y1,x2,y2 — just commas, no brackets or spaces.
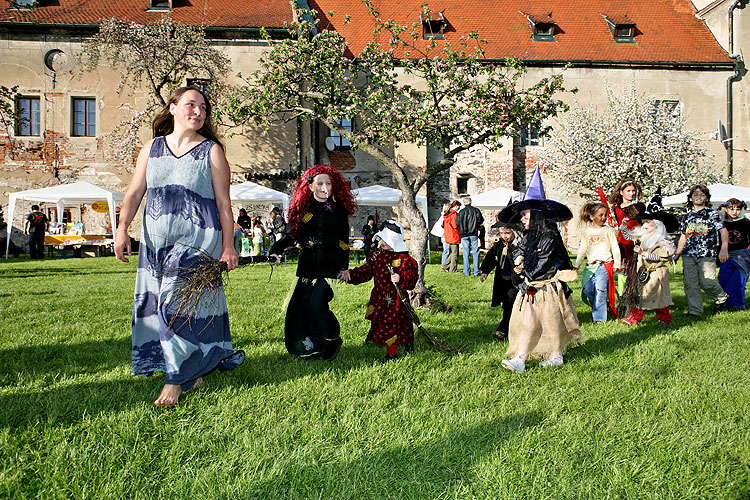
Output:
340,220,418,363
620,189,679,325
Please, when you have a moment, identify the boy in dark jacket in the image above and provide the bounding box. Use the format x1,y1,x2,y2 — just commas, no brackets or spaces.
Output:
479,219,521,340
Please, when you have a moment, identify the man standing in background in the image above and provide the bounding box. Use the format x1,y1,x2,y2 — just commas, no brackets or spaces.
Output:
455,196,484,276
24,204,48,259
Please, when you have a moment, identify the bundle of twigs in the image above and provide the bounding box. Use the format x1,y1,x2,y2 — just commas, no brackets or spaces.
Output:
619,253,642,318
167,250,274,333
387,265,462,356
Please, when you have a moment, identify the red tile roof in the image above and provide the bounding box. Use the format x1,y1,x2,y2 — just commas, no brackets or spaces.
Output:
308,0,733,65
1,0,293,28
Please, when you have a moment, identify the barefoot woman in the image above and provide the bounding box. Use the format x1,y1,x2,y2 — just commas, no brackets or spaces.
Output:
115,87,245,406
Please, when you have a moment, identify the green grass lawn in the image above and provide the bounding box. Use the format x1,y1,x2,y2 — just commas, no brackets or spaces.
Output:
1,255,749,499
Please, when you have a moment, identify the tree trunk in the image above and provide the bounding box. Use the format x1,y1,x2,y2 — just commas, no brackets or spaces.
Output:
399,196,430,307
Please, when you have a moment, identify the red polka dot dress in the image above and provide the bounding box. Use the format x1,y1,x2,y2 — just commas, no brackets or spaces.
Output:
347,249,418,345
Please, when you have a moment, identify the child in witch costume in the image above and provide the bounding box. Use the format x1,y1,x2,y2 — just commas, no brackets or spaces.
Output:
479,218,522,340
340,220,418,363
619,188,679,325
500,167,582,374
269,164,357,361
718,198,750,310
574,202,622,323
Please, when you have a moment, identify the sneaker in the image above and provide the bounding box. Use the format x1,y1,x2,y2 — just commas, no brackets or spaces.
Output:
402,342,414,354
382,353,398,364
539,356,564,368
501,357,525,374
620,315,638,326
659,319,672,325
713,299,729,314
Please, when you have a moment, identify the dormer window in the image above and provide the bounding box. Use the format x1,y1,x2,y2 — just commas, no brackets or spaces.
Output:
421,12,446,40
9,0,37,9
147,0,171,11
603,14,636,43
522,12,557,41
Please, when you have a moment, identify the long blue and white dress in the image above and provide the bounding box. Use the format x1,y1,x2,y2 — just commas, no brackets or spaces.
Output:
131,136,244,390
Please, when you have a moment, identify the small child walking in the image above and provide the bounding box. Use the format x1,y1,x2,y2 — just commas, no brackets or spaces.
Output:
340,220,418,363
620,189,679,325
574,202,622,323
479,218,521,340
718,198,750,310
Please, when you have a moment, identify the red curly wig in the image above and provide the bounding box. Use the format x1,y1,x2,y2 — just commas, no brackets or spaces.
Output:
287,164,358,236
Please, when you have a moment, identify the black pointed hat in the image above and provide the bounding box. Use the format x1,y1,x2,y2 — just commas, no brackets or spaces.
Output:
497,166,573,223
492,198,525,229
630,187,679,233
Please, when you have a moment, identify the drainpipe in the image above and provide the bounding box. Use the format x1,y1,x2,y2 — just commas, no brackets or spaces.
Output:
727,0,748,178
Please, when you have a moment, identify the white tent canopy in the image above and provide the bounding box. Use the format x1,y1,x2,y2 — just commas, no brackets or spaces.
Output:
470,186,523,210
351,185,428,223
230,181,289,210
663,183,750,208
6,181,124,259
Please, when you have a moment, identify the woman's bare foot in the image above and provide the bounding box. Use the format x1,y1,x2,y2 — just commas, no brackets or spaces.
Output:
187,377,203,392
154,384,182,407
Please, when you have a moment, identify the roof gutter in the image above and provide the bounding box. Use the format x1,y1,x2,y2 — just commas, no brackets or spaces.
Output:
0,21,291,38
482,58,736,71
726,0,748,178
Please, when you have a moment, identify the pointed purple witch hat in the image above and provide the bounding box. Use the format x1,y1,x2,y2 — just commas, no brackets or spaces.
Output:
497,166,573,223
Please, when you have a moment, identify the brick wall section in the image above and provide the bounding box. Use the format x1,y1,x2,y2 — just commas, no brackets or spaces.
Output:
513,146,542,191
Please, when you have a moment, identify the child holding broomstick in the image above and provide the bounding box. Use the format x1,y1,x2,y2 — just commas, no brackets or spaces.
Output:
339,220,418,363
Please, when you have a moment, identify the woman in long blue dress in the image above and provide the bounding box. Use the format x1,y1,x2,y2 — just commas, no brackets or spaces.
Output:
115,86,244,406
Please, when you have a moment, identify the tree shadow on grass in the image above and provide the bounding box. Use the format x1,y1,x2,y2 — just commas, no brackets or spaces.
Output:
0,338,133,384
241,411,544,499
0,267,133,279
0,290,56,298
0,341,425,428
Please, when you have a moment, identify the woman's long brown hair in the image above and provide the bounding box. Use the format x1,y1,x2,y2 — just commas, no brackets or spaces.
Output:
609,178,643,207
151,86,224,150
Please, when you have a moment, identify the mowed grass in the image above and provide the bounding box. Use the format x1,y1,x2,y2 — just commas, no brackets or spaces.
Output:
0,254,749,499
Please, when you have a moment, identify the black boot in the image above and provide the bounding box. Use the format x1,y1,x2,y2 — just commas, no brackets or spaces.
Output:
322,338,343,361
382,353,398,364
402,342,414,354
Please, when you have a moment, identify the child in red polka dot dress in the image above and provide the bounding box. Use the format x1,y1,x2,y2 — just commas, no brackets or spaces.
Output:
340,220,418,363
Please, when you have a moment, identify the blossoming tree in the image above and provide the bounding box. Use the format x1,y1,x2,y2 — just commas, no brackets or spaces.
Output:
80,18,231,160
225,3,571,303
541,84,725,197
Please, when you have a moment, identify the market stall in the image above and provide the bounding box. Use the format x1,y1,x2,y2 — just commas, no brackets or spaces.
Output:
229,181,289,210
470,186,523,210
351,184,429,260
5,181,124,259
662,183,750,209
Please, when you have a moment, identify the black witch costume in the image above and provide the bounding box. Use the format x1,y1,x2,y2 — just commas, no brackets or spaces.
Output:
270,198,349,360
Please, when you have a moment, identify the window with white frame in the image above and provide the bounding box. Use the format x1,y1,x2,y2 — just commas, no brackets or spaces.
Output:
186,78,211,94
16,96,40,136
148,0,171,11
651,100,681,119
72,97,96,137
329,117,353,149
519,123,542,146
